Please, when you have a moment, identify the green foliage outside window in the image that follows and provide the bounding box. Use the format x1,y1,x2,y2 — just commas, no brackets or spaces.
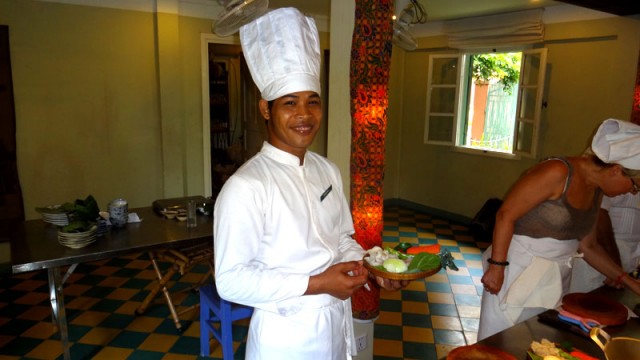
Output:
471,53,521,94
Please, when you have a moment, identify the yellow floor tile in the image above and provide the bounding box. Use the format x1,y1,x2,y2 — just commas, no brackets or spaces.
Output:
427,292,454,304
126,259,154,269
402,300,429,315
90,265,120,277
24,339,63,360
106,287,140,301
10,280,47,292
457,305,481,318
448,267,469,276
465,331,478,344
136,269,160,280
21,322,57,339
162,354,199,360
98,276,129,288
451,284,477,295
373,338,403,357
435,229,454,236
428,273,450,283
126,316,164,332
71,310,110,327
78,327,121,345
405,281,426,292
459,246,481,254
138,333,179,353
465,260,484,269
380,289,401,300
403,326,434,343
115,300,143,315
376,311,402,326
63,283,92,297
17,305,51,321
65,296,101,310
432,315,462,330
438,239,457,246
92,346,134,360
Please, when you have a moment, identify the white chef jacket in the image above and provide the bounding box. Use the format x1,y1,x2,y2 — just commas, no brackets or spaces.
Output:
214,142,364,360
570,193,640,293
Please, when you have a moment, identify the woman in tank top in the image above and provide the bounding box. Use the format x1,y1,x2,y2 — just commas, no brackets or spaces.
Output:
478,119,640,340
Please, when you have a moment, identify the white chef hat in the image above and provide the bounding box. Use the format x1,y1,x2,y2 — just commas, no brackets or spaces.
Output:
591,118,640,170
239,7,321,101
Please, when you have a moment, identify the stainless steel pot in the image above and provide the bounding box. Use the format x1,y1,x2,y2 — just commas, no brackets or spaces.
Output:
590,326,640,360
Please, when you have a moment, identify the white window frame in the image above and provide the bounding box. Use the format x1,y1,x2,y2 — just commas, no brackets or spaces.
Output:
424,48,547,159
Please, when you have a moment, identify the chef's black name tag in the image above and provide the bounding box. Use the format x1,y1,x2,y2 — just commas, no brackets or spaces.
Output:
320,185,332,202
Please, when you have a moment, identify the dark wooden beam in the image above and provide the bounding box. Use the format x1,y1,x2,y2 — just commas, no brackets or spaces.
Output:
555,0,640,16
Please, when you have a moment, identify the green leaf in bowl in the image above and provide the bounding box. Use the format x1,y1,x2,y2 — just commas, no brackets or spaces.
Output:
408,252,441,272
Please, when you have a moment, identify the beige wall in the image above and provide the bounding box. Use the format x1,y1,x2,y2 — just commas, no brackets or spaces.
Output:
3,0,640,222
387,16,640,219
0,0,331,220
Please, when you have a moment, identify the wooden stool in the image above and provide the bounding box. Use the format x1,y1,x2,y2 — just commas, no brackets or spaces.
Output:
199,283,253,359
135,243,213,331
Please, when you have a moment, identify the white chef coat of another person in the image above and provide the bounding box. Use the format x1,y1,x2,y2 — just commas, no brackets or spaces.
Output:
570,192,640,293
213,7,407,360
478,119,640,340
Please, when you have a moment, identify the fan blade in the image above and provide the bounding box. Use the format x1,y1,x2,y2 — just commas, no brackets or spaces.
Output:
393,27,417,51
213,0,269,37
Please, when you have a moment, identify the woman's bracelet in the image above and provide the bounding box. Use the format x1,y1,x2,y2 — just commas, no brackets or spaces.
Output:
615,271,628,286
487,258,509,266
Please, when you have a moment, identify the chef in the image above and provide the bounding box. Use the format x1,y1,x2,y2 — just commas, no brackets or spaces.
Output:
213,7,407,359
478,118,640,340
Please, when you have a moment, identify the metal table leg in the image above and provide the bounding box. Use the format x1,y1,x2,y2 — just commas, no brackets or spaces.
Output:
48,266,70,360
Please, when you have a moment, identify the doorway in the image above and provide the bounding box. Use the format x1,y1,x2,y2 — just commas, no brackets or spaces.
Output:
200,34,264,198
0,25,24,242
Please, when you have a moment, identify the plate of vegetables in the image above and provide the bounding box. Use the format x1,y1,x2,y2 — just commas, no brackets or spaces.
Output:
363,245,443,280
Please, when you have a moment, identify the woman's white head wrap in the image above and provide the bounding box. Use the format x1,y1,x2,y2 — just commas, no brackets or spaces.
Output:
239,7,321,101
591,118,640,170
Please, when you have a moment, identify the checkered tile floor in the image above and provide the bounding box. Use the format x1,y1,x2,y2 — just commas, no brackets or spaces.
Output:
0,205,488,359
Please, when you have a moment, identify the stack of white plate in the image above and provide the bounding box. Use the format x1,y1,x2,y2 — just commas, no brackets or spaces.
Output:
58,225,98,249
36,205,72,226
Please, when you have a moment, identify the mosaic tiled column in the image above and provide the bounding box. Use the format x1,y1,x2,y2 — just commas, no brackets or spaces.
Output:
350,0,394,320
632,50,640,125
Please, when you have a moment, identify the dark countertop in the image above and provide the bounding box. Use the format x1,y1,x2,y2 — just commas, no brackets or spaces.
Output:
476,287,640,359
10,207,213,274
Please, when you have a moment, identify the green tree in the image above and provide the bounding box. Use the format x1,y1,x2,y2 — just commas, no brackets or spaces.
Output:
471,53,521,94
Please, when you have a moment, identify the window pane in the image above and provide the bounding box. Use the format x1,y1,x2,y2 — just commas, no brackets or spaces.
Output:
430,88,456,113
431,58,458,85
462,52,521,152
521,54,541,86
428,115,454,142
519,88,537,119
515,121,534,153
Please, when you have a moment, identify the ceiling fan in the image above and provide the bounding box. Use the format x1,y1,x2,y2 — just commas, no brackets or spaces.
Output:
393,0,427,51
212,0,269,37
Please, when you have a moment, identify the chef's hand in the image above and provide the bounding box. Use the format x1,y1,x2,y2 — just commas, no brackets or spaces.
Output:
481,265,505,295
373,276,409,291
306,261,369,300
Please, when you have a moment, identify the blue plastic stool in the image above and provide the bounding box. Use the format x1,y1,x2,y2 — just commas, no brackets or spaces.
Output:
199,283,253,359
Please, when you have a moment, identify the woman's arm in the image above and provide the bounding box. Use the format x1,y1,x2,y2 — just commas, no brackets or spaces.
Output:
580,222,640,294
482,160,568,294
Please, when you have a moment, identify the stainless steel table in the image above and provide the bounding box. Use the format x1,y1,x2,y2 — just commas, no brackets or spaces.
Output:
477,287,640,359
9,207,213,360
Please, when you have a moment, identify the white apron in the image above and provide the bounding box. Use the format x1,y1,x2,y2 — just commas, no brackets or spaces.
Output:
246,296,355,360
478,235,579,340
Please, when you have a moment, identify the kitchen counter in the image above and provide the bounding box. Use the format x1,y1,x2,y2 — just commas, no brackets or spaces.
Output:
476,287,640,359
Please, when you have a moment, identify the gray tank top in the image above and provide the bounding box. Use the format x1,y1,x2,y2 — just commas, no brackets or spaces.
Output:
514,157,600,240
